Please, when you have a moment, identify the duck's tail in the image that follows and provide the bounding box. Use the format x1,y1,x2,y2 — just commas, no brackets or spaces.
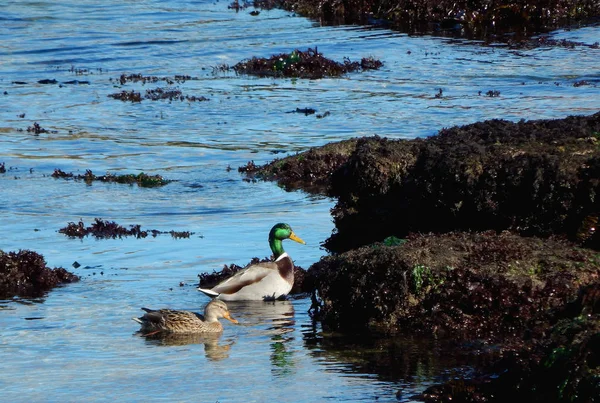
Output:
198,287,220,298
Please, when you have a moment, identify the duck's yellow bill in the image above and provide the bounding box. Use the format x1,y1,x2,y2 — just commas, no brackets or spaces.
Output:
289,232,306,245
224,312,239,324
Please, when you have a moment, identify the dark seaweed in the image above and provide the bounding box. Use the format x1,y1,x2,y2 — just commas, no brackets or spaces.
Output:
0,249,79,299
232,47,382,79
58,219,194,240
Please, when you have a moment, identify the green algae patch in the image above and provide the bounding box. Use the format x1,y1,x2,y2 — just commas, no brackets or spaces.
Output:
0,249,79,299
52,169,172,187
232,47,382,79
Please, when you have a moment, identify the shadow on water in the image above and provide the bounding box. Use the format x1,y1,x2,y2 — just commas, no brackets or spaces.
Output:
301,323,479,393
232,299,479,388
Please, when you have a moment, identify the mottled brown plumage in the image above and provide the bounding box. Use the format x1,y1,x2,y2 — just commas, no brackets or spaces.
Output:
133,299,238,334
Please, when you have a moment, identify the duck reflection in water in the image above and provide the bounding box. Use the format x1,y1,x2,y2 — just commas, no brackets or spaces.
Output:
141,332,235,361
226,300,296,377
132,299,238,361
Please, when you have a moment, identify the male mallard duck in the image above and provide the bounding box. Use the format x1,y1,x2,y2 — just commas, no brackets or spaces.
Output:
198,223,305,301
133,299,238,334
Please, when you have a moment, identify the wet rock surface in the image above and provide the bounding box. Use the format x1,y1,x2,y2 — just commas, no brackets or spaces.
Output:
0,249,79,299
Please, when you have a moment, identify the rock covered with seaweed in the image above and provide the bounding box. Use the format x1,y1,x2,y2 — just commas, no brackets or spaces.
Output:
306,230,600,399
251,0,600,43
244,111,600,401
232,47,382,79
306,231,599,339
412,280,600,402
0,250,79,299
244,111,600,252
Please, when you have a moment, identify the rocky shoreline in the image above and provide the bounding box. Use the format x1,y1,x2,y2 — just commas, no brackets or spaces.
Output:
251,0,600,43
243,111,600,401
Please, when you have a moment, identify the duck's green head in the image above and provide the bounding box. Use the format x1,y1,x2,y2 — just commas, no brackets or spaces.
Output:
268,223,305,258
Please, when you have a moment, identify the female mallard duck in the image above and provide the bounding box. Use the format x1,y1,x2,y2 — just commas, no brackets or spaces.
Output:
198,223,305,301
133,299,238,334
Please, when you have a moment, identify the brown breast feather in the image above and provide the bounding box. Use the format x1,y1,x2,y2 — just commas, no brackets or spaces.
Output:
276,255,294,285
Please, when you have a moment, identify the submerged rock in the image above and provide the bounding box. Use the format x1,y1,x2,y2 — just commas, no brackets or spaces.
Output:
107,88,209,102
0,249,79,299
107,74,208,102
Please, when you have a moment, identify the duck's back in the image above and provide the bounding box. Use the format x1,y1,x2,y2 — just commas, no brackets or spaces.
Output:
137,309,222,333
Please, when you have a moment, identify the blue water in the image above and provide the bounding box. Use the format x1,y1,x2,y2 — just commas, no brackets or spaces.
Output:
1,1,599,402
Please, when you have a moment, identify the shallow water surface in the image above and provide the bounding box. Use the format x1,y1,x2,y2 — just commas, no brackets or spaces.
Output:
1,1,599,402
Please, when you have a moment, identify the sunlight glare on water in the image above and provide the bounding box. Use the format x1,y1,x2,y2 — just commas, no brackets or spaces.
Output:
1,0,599,401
